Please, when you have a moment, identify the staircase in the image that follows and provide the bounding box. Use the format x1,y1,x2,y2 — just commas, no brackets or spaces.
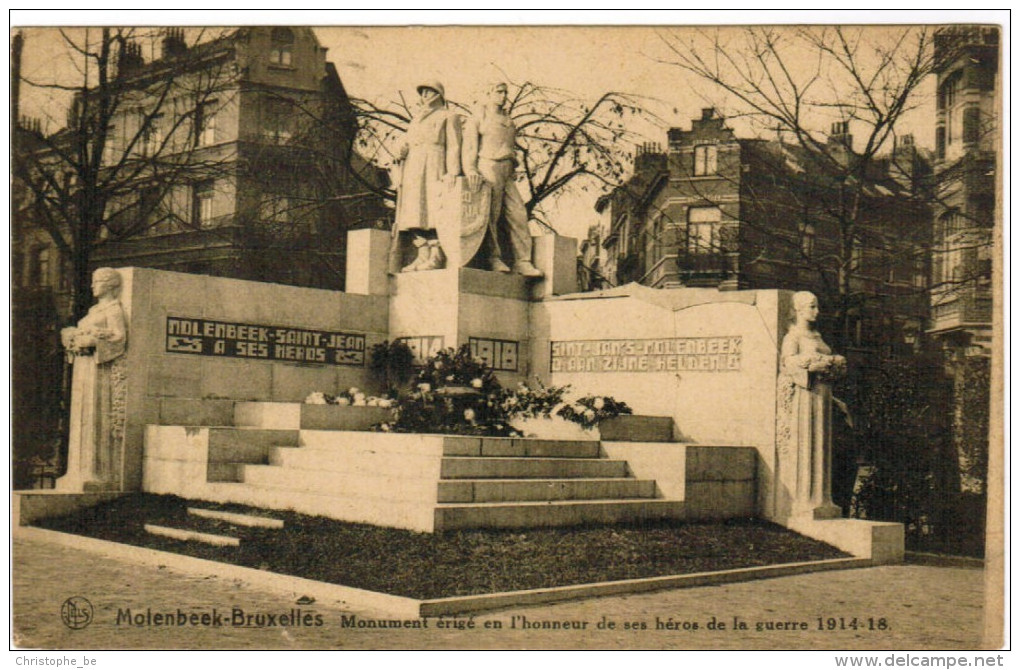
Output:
430,435,682,530
143,400,750,533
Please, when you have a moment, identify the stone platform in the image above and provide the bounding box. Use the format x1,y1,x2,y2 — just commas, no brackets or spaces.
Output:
141,398,757,532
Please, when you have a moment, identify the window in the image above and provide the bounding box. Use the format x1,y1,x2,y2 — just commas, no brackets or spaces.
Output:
687,206,721,253
941,71,962,145
935,126,946,160
142,113,164,156
192,181,215,228
977,244,993,283
936,235,963,286
617,213,630,256
970,195,994,228
646,213,664,261
913,257,927,289
263,97,293,144
270,27,294,66
799,222,815,257
103,123,118,164
139,186,162,234
60,257,72,290
195,102,217,147
962,106,981,144
29,247,50,286
260,194,291,223
947,248,964,283
938,209,967,238
693,144,717,176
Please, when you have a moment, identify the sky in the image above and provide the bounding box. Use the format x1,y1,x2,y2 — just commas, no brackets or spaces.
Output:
12,12,1006,241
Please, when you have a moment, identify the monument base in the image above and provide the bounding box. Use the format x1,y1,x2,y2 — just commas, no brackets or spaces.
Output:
134,400,758,533
787,517,904,564
792,502,843,521
55,472,119,493
13,490,124,527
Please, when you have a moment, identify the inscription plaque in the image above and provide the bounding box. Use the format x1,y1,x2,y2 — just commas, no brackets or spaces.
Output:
550,337,742,373
165,316,365,366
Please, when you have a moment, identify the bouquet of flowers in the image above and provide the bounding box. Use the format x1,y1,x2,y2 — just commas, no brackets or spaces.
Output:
806,354,847,382
303,388,393,408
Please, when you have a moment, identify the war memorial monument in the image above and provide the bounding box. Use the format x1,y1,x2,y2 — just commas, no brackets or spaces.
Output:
14,80,904,588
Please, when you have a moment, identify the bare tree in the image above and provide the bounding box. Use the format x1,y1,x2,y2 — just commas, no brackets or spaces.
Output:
657,26,939,348
14,27,236,320
347,79,651,230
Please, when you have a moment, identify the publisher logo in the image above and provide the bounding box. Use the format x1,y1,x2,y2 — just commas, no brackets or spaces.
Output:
61,596,94,630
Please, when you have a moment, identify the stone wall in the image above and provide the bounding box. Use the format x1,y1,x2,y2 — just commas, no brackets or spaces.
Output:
116,267,390,490
531,284,791,521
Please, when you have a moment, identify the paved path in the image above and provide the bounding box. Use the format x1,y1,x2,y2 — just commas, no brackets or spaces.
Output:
13,534,988,650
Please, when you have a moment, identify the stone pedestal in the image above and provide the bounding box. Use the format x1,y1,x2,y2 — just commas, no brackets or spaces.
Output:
531,234,579,299
384,232,578,385
345,228,392,296
388,267,533,385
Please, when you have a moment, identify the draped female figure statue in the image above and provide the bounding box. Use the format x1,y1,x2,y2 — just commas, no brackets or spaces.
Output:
57,268,128,491
777,291,846,519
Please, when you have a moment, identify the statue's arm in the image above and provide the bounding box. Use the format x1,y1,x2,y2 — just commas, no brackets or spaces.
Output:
780,333,806,368
102,303,127,345
392,135,409,166
780,333,811,388
95,302,128,363
444,112,463,180
461,116,480,176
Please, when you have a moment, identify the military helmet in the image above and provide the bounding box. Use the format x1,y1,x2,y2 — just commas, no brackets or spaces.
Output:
416,80,446,99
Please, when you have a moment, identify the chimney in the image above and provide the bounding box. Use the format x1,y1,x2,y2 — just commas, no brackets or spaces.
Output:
117,40,144,76
701,107,715,120
161,27,187,59
829,121,852,148
635,141,666,173
19,116,41,134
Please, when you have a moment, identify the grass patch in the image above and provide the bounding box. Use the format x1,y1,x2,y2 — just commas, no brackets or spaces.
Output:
35,493,850,600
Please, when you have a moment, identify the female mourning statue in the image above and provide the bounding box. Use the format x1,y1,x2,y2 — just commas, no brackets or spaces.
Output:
58,267,128,490
777,291,846,519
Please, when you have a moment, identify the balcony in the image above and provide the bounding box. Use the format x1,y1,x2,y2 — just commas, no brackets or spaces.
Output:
676,250,738,287
929,292,992,334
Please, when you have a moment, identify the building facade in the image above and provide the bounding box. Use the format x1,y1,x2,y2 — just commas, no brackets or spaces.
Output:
595,109,932,358
15,27,388,310
929,26,998,493
12,27,388,485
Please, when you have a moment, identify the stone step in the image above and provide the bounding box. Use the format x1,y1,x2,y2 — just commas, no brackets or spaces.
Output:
440,457,628,479
434,499,686,530
268,446,443,479
442,436,601,458
197,483,437,531
298,431,445,456
598,415,675,442
234,402,392,431
143,523,240,546
207,428,300,464
186,507,284,529
437,478,656,503
293,431,601,459
207,463,244,483
239,464,440,501
158,398,236,427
